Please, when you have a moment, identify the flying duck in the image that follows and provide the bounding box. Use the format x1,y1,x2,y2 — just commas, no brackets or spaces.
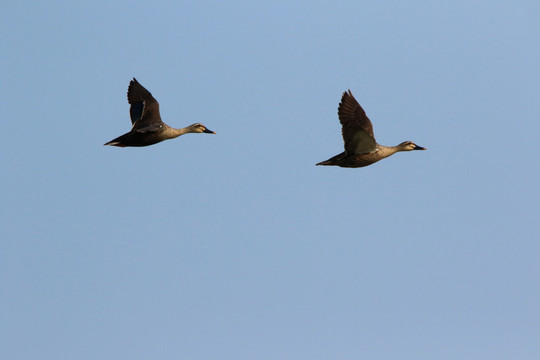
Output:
317,90,425,167
105,78,215,147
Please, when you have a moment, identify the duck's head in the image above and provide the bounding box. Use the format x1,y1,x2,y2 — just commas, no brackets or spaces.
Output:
189,123,216,134
399,141,426,151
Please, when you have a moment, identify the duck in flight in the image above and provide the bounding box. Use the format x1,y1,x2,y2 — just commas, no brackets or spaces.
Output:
105,78,215,147
316,90,425,168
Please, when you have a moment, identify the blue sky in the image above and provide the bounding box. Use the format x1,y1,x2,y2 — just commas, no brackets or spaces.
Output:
2,1,539,359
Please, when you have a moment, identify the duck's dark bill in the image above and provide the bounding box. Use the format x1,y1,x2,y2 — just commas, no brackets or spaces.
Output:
203,128,216,134
414,145,426,150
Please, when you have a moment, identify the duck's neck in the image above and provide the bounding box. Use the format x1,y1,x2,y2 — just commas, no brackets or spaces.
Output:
376,144,401,159
167,126,191,139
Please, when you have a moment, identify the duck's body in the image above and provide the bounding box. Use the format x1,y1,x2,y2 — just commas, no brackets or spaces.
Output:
105,122,213,147
317,90,425,168
317,143,416,168
105,78,215,147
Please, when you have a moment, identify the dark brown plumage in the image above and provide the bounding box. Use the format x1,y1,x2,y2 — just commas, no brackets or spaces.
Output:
105,78,215,147
317,90,425,168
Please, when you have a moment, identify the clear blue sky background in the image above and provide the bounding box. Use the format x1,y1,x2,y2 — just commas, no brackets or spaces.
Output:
2,1,539,359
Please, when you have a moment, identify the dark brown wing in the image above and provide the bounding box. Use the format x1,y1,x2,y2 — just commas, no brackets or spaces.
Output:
127,78,163,130
338,90,377,155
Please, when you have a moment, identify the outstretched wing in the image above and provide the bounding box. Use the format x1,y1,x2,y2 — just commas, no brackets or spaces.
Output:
127,78,163,130
338,90,377,155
